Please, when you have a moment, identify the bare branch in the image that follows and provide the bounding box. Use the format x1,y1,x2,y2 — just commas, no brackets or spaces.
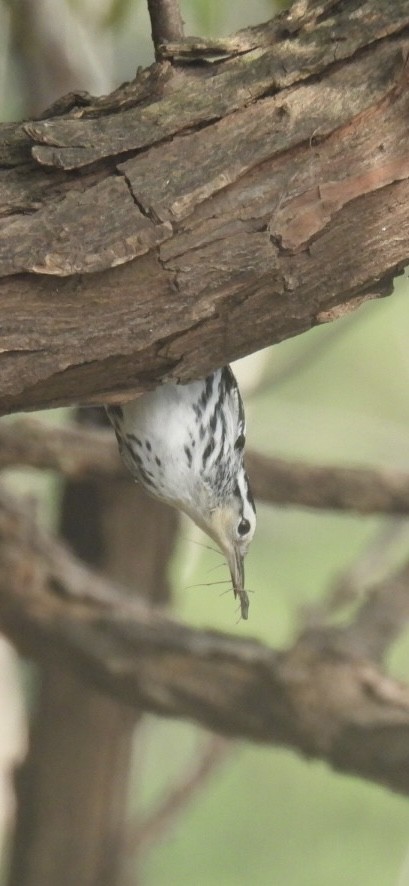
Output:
246,452,409,516
295,554,409,665
129,736,231,855
0,418,122,479
1,486,409,795
335,563,409,662
4,418,409,517
147,0,184,58
302,519,409,628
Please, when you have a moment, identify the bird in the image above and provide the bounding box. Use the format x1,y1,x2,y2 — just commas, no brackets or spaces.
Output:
106,366,256,619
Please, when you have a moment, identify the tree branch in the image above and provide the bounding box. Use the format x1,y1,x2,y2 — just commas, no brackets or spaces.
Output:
246,452,409,516
129,736,231,855
147,0,184,58
1,485,409,796
0,1,409,413
3,418,409,516
301,519,409,626
0,418,122,479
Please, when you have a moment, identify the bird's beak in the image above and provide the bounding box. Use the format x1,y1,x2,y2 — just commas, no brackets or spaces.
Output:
227,544,249,620
205,509,250,620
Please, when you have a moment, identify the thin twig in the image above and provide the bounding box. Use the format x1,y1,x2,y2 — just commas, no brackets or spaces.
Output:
248,310,360,400
147,0,184,59
338,565,409,662
297,515,409,661
128,736,231,855
300,518,409,628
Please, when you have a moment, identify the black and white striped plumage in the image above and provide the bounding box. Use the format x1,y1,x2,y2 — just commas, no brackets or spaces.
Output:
107,367,256,618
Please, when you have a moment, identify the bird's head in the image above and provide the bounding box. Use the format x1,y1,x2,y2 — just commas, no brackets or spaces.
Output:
189,467,256,619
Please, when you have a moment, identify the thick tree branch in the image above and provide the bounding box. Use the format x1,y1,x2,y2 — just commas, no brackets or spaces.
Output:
3,418,409,516
1,486,409,796
0,0,409,413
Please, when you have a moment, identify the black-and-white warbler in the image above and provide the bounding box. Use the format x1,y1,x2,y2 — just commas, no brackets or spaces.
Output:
107,367,256,618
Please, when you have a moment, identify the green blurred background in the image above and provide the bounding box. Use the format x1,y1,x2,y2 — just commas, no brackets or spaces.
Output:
2,0,409,883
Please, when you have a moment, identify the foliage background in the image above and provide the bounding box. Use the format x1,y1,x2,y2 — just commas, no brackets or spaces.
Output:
1,1,409,883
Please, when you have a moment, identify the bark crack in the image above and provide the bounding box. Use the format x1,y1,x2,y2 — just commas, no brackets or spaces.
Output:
115,166,153,220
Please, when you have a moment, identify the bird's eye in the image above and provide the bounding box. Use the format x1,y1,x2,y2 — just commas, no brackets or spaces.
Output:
235,434,245,451
237,518,251,537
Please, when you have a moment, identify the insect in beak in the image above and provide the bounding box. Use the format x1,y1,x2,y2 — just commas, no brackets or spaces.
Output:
227,545,249,620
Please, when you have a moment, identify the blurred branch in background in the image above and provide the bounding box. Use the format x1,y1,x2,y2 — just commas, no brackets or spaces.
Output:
0,638,26,870
0,486,409,796
3,417,409,517
297,517,409,662
301,519,409,629
245,310,364,399
128,735,231,859
6,408,179,886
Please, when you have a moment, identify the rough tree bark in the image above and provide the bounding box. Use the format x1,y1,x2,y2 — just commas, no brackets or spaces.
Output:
1,0,409,414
